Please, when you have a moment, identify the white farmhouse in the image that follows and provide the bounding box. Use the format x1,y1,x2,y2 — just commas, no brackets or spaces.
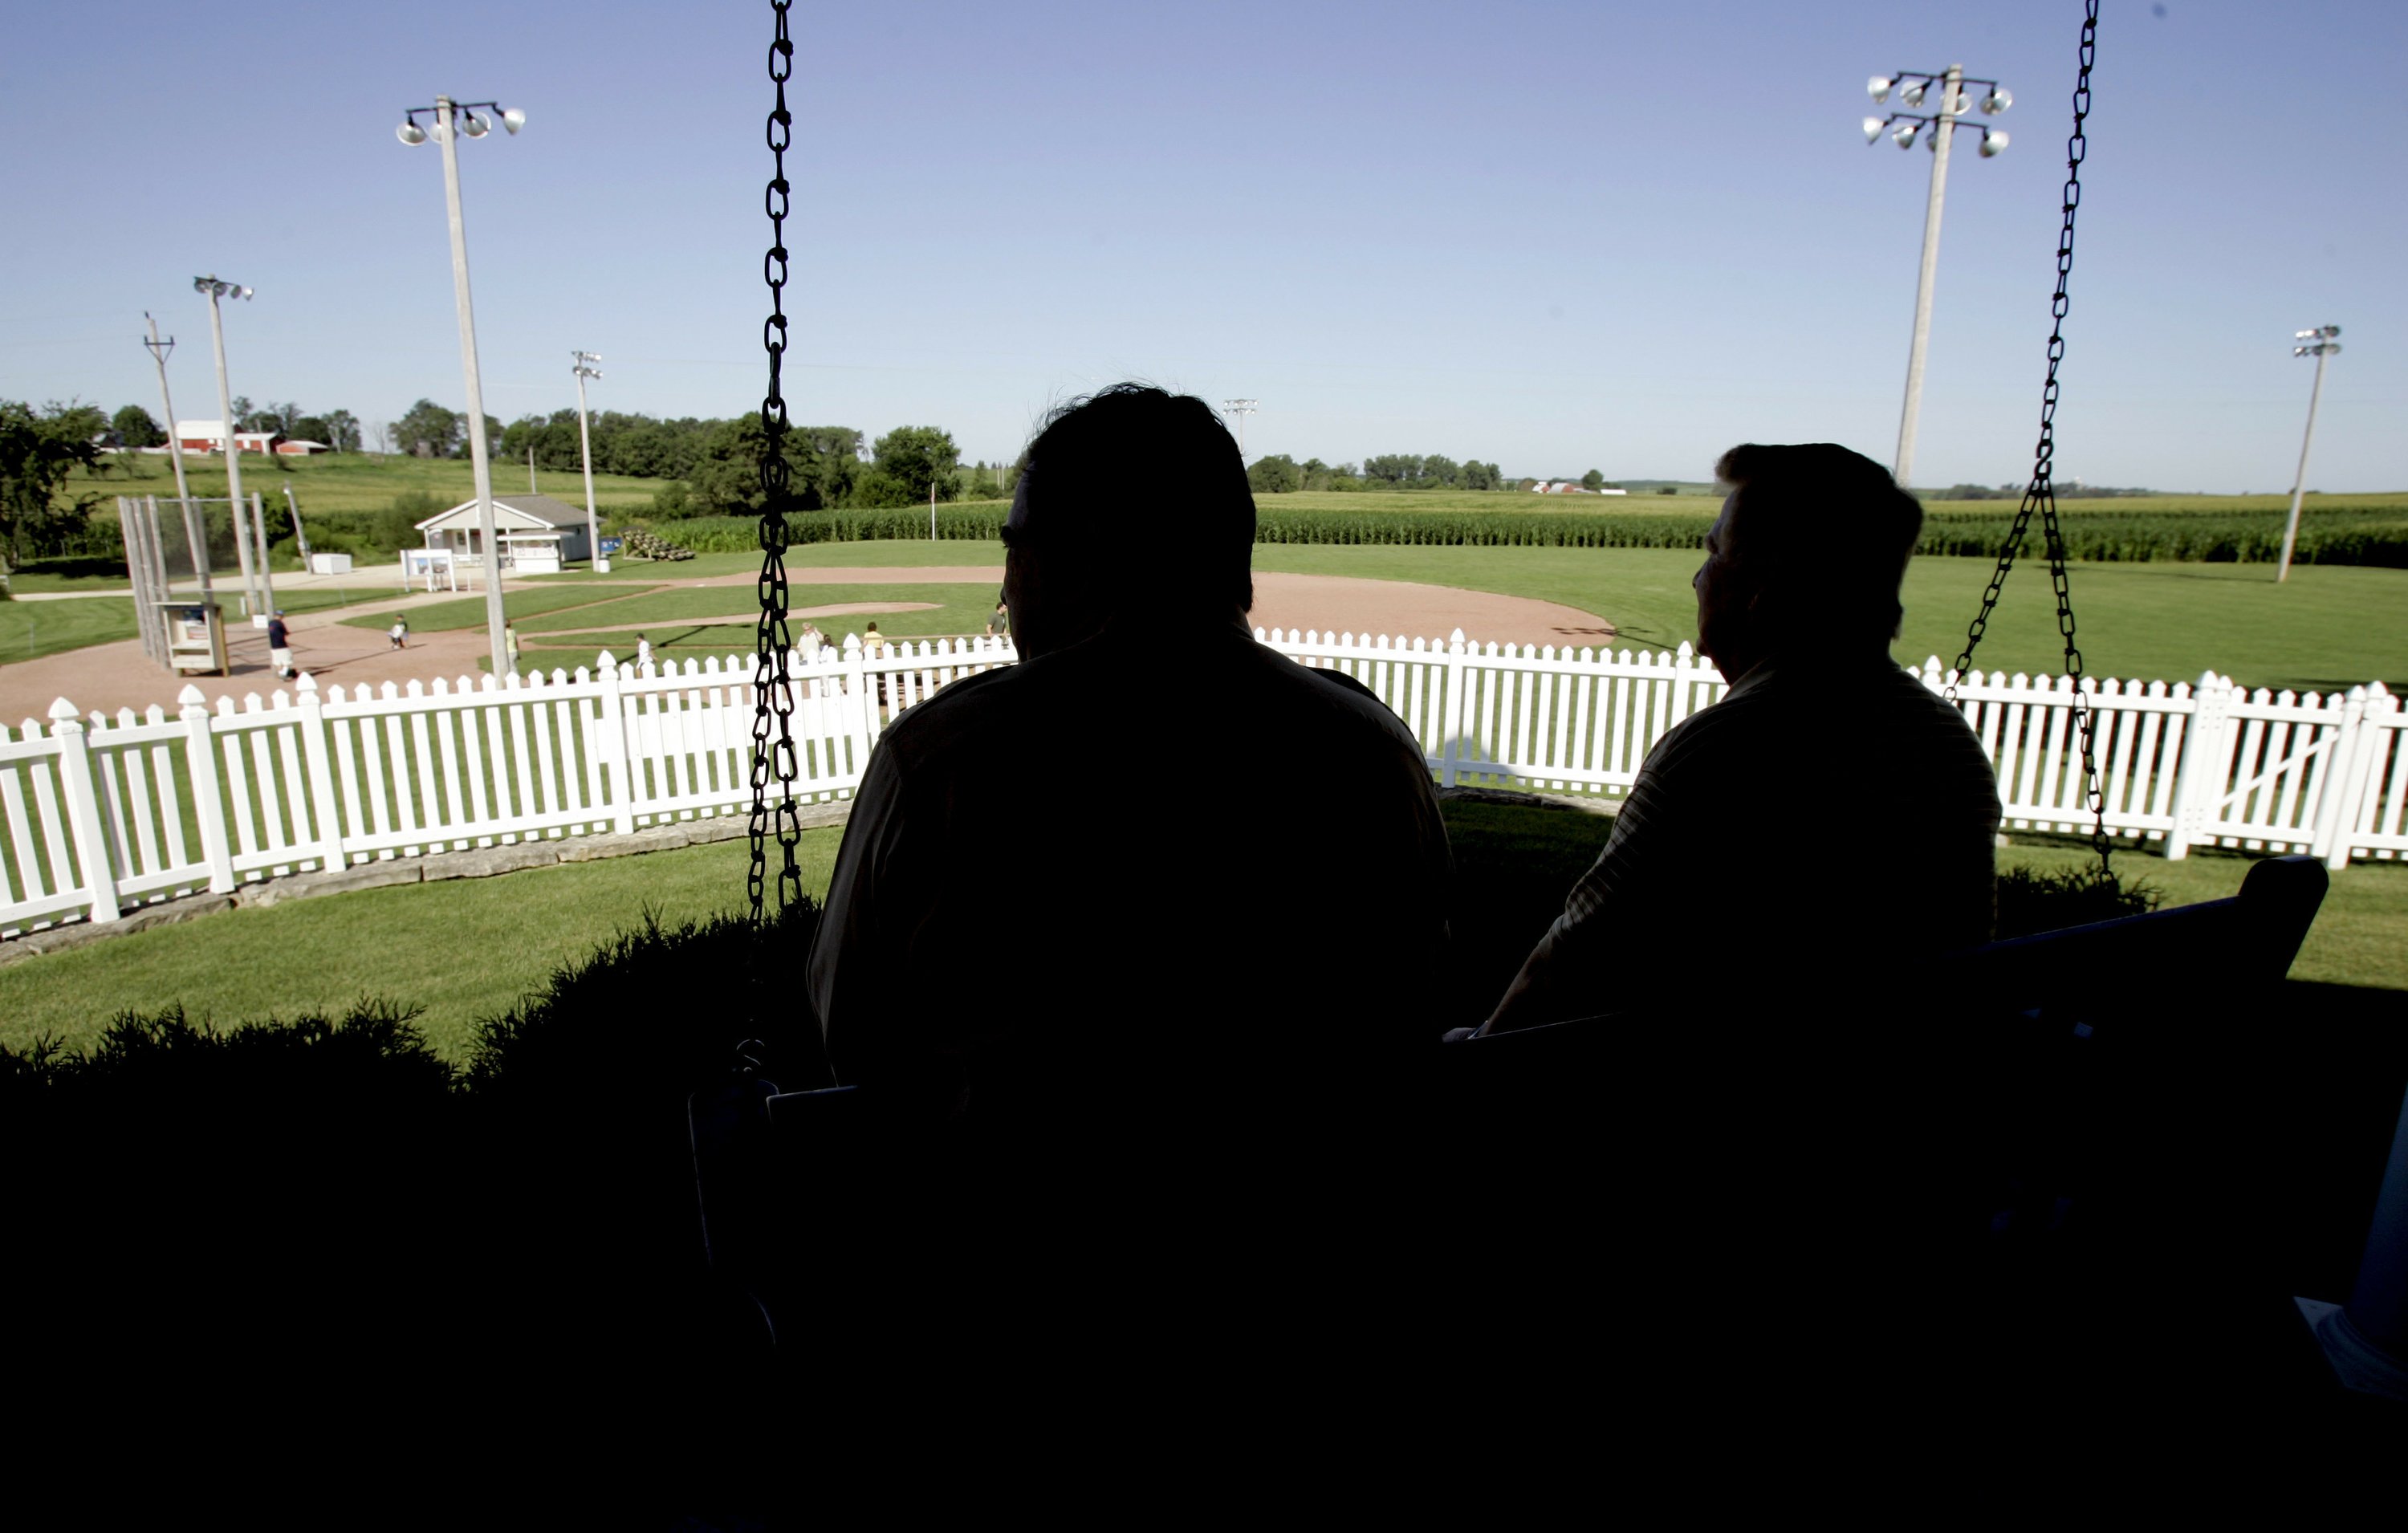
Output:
413,493,595,575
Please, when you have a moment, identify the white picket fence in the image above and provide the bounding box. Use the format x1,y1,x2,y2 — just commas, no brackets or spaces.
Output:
4,629,2403,939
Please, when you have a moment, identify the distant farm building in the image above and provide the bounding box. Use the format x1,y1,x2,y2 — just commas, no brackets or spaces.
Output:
173,420,283,455
414,492,594,575
1529,480,1627,495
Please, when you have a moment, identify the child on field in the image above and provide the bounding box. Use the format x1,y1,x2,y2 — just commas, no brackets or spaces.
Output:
389,617,409,650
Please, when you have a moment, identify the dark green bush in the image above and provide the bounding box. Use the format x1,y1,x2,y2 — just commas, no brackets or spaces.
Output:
1992,863,2162,939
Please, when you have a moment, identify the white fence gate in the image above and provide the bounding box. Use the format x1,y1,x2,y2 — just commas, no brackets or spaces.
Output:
4,630,2402,939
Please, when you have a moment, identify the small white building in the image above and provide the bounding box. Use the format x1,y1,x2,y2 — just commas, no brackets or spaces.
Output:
413,493,595,575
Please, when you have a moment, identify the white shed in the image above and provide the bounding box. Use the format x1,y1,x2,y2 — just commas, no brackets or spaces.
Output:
413,493,595,575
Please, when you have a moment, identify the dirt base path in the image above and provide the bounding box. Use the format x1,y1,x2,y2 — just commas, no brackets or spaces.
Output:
2,569,1612,720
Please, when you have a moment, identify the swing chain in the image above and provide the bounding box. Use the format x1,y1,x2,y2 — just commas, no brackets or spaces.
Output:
1946,0,2110,869
749,0,804,918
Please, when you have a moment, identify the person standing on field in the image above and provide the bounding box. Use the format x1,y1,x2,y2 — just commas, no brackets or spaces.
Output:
266,612,295,681
504,622,521,677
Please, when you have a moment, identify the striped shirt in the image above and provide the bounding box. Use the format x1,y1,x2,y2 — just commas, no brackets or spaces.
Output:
1495,655,2000,1027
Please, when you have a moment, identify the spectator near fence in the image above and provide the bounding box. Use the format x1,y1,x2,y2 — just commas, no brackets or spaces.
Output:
266,612,295,681
805,384,1454,1125
1480,442,2001,1035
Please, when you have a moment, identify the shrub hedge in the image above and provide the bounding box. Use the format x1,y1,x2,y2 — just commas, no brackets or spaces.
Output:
612,502,2408,566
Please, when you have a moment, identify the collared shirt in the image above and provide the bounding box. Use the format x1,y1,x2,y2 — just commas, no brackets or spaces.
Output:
1499,653,2000,1027
806,619,1454,1108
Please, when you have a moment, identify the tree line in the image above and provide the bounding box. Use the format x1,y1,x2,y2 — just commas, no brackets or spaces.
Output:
388,401,996,517
1246,453,1521,494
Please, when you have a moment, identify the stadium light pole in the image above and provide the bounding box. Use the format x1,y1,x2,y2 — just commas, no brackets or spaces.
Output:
2278,326,2342,584
141,314,211,604
571,352,603,572
397,95,525,674
1862,66,2011,489
1223,398,1259,460
195,276,270,621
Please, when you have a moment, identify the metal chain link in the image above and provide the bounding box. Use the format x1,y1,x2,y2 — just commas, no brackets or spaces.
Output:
1947,0,2110,870
749,0,804,917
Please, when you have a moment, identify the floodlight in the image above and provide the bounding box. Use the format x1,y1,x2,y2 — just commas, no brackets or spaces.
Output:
397,119,427,145
2324,325,2342,338
499,108,526,135
1863,116,1886,143
235,287,253,299
1868,75,1893,103
1979,130,2007,157
1982,87,2011,115
462,113,490,138
2296,329,2321,339
1901,80,1926,107
1893,122,1918,149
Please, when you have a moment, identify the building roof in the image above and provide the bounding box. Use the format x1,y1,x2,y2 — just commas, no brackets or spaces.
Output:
416,493,593,533
173,421,279,444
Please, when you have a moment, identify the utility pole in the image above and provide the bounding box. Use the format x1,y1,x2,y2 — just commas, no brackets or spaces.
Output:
528,445,537,494
197,276,270,620
430,95,509,673
1223,398,1259,460
142,314,210,604
2280,325,2342,584
571,352,602,572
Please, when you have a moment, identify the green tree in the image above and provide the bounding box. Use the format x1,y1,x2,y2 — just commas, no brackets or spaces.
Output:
395,400,461,458
0,401,106,568
872,425,959,503
1422,453,1461,488
1247,453,1302,494
112,405,166,448
1580,469,1605,493
323,409,361,453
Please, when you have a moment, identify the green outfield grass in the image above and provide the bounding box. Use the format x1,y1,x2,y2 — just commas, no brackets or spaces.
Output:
62,452,664,517
1248,545,2408,694
336,584,662,634
1,582,397,668
513,583,997,643
0,597,136,668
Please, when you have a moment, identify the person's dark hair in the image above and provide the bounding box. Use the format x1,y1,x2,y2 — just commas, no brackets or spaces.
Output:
1712,442,1923,643
1011,384,1255,612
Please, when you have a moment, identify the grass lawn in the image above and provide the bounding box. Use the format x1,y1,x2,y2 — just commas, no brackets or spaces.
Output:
0,828,844,1062
62,453,664,518
1248,545,2408,694
336,584,662,634
5,801,2402,1067
1,597,136,667
515,583,998,644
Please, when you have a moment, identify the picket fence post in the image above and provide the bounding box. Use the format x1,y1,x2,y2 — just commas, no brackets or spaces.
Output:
2306,687,2369,870
176,684,238,893
595,654,637,833
2162,670,2227,861
841,634,877,775
1668,643,1698,730
2349,685,2402,861
1440,629,1468,787
292,673,350,871
47,699,121,923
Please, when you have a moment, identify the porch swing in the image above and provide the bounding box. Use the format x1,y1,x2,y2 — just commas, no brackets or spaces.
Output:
698,2,2336,1385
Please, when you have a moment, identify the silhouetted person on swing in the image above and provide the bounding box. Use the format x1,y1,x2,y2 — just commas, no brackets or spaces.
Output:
807,384,1453,1136
1479,442,2000,1037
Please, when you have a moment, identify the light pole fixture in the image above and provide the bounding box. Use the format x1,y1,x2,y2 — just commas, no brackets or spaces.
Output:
396,95,524,676
194,276,272,622
571,351,603,573
1223,398,1259,460
2279,325,2342,584
1862,65,2010,489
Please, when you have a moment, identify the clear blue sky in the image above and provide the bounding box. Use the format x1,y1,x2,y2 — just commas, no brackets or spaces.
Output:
3,0,2398,491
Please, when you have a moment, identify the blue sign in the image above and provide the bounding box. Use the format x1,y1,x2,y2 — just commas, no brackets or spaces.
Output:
599,537,623,555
